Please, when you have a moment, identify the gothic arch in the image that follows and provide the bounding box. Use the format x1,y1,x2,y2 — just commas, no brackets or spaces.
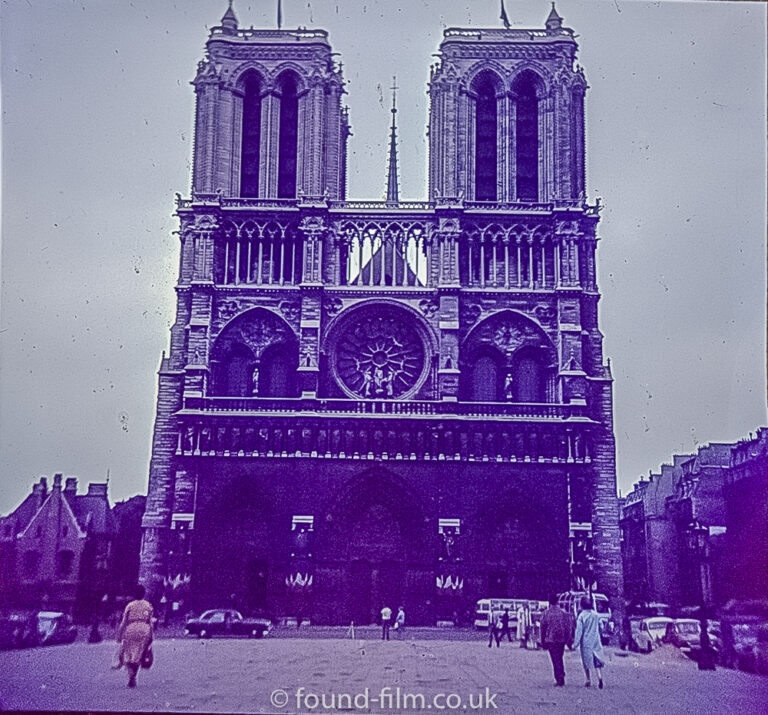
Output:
231,63,270,92
461,309,556,402
469,69,504,202
210,307,299,397
463,62,507,95
510,69,545,201
194,472,277,611
238,68,264,197
508,64,550,99
275,70,300,199
316,467,429,562
272,64,310,93
469,485,567,597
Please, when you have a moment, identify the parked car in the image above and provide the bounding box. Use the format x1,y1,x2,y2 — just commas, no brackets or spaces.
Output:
0,612,37,649
184,609,271,638
664,619,702,654
630,617,673,653
33,612,78,646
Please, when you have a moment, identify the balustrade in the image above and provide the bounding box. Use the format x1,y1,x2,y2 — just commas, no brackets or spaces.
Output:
175,410,593,464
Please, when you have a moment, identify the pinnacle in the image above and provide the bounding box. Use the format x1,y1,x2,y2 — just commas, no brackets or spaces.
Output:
221,1,238,32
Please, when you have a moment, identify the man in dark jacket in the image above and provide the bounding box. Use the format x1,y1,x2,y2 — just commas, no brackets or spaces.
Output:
540,595,571,686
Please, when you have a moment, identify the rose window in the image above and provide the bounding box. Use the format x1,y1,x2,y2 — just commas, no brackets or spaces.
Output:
334,311,426,399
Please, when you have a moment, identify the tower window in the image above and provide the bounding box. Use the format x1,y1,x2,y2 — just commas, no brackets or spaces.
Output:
514,73,540,201
241,73,262,198
277,72,299,199
472,72,499,201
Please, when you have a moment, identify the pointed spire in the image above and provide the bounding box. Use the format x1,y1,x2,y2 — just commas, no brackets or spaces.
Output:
546,2,563,31
220,0,238,34
500,0,511,30
385,76,400,205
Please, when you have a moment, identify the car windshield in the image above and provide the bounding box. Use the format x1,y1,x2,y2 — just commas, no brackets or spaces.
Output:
200,611,225,623
647,620,669,633
677,622,699,634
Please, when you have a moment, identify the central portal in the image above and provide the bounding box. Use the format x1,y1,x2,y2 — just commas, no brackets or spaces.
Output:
348,504,405,624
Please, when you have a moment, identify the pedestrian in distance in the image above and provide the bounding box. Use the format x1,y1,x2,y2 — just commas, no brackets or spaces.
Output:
488,610,502,648
516,604,529,648
573,595,606,689
540,594,572,687
115,585,154,688
501,608,512,642
381,605,392,640
394,606,405,636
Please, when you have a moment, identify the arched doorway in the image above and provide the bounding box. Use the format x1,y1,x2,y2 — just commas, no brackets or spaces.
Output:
316,469,428,625
347,504,406,625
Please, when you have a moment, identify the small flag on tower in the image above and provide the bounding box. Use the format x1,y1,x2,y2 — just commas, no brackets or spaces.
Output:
500,0,511,30
277,0,283,29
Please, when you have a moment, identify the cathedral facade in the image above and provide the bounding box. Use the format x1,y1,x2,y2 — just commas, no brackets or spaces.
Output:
139,5,623,626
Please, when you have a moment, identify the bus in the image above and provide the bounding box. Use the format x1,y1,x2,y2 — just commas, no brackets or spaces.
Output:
474,598,548,630
557,591,614,643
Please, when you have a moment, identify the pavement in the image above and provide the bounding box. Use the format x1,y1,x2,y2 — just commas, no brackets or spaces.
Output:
1,633,766,714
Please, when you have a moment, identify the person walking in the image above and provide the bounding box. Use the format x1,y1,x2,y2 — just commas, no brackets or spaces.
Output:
394,606,405,636
501,608,512,642
573,595,606,689
540,595,571,686
115,585,154,688
488,610,502,648
380,605,392,640
516,604,529,648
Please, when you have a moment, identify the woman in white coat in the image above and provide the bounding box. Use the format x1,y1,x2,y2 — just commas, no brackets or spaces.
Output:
573,595,605,689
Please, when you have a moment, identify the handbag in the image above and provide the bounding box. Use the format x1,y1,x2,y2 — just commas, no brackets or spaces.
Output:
140,645,154,670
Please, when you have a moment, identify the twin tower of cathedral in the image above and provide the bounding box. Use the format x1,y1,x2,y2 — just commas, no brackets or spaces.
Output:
192,3,586,204
139,3,622,625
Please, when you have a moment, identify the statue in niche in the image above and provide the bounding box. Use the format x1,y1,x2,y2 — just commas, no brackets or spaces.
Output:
358,427,369,454
184,426,195,452
292,525,313,557
443,428,455,455
301,426,313,453
273,426,284,453
200,426,212,452
441,528,460,562
401,429,412,455
504,371,515,400
373,429,384,455
251,366,260,395
258,426,269,452
317,428,328,454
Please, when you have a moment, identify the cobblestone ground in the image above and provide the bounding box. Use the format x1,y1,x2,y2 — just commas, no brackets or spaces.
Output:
1,633,766,714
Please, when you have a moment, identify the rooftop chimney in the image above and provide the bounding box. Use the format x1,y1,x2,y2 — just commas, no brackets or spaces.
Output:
87,483,108,497
53,473,63,490
64,478,78,496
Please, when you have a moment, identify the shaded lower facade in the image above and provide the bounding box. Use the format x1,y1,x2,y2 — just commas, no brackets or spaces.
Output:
179,459,573,625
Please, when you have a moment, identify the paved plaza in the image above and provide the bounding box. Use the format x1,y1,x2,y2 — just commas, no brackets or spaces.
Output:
1,632,766,714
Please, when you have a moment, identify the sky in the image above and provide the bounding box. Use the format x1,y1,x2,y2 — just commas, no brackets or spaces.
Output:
0,0,765,512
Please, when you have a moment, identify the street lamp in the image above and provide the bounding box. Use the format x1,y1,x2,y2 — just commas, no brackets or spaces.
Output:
686,520,716,671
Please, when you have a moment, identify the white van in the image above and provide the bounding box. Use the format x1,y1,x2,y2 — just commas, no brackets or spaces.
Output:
557,591,614,642
474,598,548,630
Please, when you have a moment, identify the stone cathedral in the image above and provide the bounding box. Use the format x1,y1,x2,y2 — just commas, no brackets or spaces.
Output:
140,4,623,625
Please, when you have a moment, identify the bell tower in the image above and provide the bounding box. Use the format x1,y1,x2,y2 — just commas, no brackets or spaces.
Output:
428,4,586,203
191,3,349,199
